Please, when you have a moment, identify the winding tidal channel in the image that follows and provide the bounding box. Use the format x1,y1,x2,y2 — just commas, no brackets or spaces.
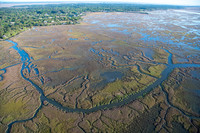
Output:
5,40,200,132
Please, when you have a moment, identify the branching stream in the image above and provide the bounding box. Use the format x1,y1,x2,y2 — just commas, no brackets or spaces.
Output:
4,40,200,133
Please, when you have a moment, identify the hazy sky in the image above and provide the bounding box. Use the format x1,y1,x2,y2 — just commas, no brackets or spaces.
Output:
1,0,200,6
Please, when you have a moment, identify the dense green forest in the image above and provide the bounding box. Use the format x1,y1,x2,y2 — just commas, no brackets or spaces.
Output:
0,3,183,39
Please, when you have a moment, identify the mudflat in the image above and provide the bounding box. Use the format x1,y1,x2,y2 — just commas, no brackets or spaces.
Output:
0,10,200,132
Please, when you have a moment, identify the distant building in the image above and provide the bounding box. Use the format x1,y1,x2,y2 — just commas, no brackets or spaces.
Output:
2,35,7,39
10,22,15,25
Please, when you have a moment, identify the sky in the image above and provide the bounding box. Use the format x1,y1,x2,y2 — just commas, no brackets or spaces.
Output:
1,0,200,6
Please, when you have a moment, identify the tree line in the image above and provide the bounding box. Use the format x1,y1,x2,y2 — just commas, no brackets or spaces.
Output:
0,3,183,39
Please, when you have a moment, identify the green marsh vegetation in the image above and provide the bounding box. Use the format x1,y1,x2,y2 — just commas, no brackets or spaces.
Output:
0,3,182,39
0,3,200,133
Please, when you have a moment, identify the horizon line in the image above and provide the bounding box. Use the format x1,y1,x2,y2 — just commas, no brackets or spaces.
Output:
1,1,200,6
